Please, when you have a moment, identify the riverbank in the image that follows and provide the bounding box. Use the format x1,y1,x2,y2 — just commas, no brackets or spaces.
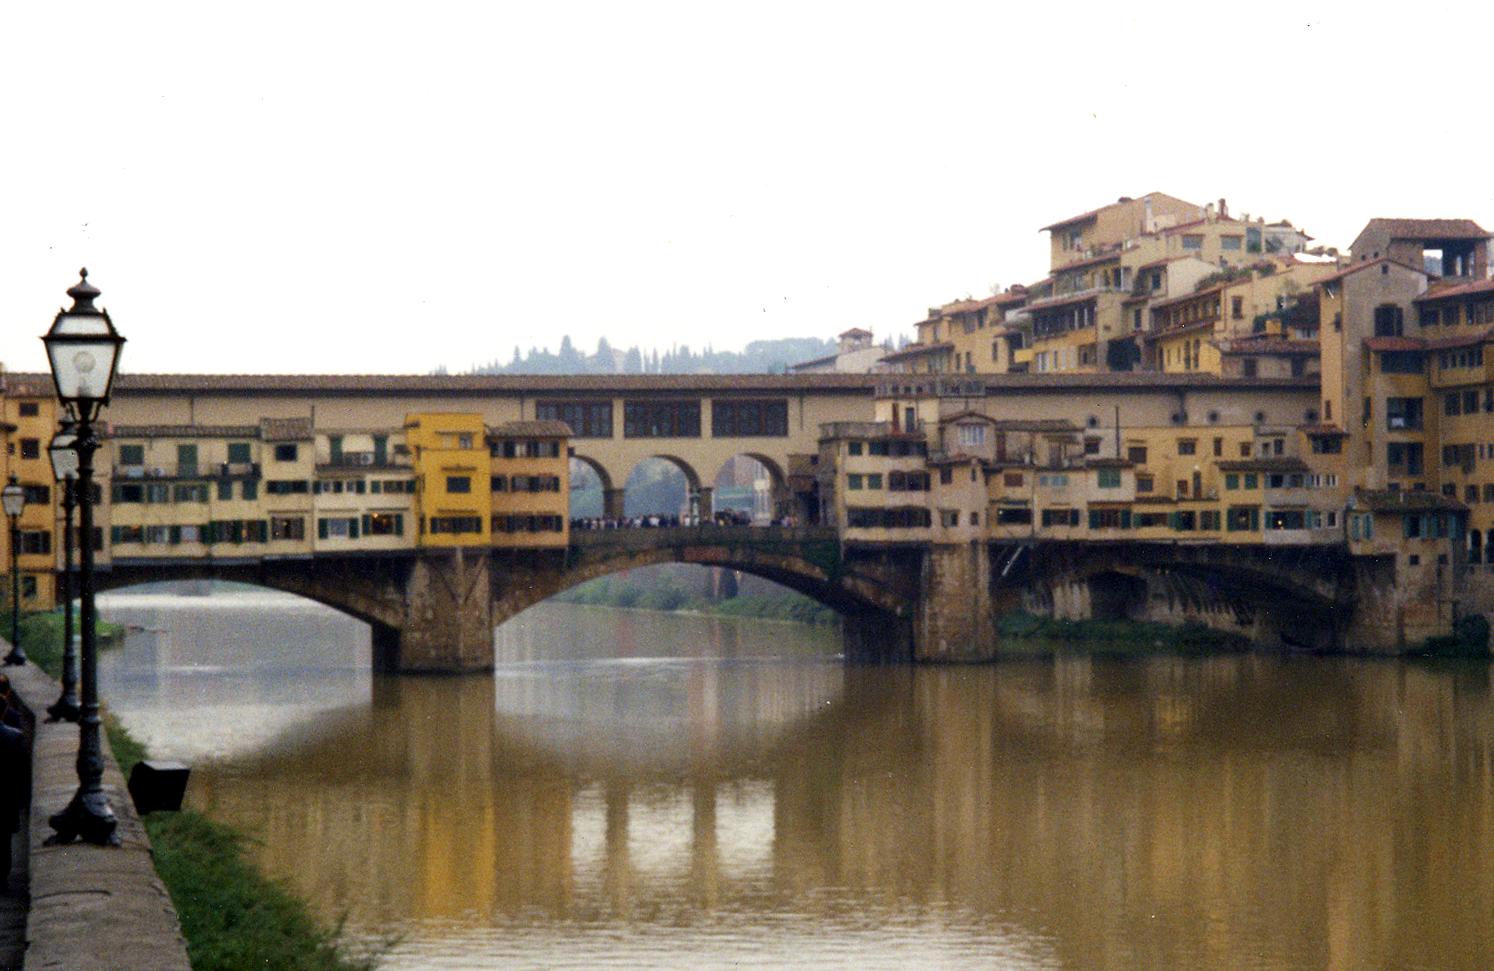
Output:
995,611,1251,653
17,608,378,971
554,575,838,625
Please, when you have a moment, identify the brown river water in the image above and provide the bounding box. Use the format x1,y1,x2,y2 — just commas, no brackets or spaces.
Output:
97,588,1494,970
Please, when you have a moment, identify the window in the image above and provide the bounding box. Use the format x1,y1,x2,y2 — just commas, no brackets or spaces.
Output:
446,476,472,494
1041,508,1079,528
711,399,788,437
1373,304,1404,337
19,439,38,460
866,474,883,490
1097,468,1121,488
957,424,987,448
228,442,252,464
1177,439,1197,456
845,507,932,529
266,479,310,495
1244,473,1258,489
173,483,209,503
1379,351,1424,374
274,444,299,462
177,444,199,475
1225,473,1240,490
1135,474,1154,493
1213,437,1223,457
1226,506,1260,532
112,483,144,504
1222,236,1243,252
535,400,613,438
1002,471,1023,488
1386,397,1423,430
1088,508,1130,530
362,513,404,536
1181,234,1204,251
17,403,38,417
847,474,863,490
318,516,359,540
21,484,48,505
1200,510,1221,531
1127,446,1148,464
491,475,507,492
217,480,233,501
1231,296,1244,318
1445,393,1462,417
270,516,306,541
1267,510,1307,530
18,531,50,555
624,400,701,438
119,444,145,466
146,483,170,503
848,441,863,456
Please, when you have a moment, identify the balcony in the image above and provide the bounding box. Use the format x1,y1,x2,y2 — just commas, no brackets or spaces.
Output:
113,462,260,480
319,451,406,470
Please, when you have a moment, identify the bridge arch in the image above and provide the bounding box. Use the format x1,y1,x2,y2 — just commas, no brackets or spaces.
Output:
491,528,919,658
709,453,791,524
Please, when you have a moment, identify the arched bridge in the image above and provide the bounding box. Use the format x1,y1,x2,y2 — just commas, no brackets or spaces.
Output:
99,532,1380,671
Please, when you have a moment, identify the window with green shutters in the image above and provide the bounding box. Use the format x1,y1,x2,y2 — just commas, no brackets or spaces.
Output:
1097,469,1121,488
1225,474,1239,490
177,444,198,475
217,480,233,501
227,442,252,464
119,444,145,466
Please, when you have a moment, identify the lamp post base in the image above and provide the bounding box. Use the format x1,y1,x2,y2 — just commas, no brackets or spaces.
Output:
45,791,119,847
44,697,81,723
1,651,24,667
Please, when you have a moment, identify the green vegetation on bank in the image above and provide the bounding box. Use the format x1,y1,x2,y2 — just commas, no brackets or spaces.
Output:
18,608,379,971
996,610,1250,653
553,574,839,625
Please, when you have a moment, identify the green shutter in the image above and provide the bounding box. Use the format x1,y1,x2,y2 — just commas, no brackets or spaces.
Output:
361,515,371,536
349,518,359,539
1120,509,1132,529
318,519,328,540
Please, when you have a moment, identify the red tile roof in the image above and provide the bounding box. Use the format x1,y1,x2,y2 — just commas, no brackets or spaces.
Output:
1054,249,1122,273
837,327,874,338
1364,336,1426,352
1215,338,1319,355
1425,327,1494,351
1414,278,1494,302
1314,257,1427,286
1358,218,1489,241
880,342,953,362
1162,217,1243,236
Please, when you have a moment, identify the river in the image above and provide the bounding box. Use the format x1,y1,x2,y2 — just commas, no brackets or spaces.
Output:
96,587,1494,970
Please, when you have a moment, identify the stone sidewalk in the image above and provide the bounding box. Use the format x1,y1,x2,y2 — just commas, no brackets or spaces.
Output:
3,654,191,971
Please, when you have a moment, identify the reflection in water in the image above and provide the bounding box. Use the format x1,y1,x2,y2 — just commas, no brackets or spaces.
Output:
99,594,1494,971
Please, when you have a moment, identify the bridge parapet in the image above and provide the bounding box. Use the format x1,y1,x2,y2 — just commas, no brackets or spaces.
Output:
570,525,839,551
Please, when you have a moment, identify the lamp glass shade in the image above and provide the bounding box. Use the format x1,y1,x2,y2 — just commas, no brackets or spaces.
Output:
49,432,79,482
1,482,24,518
43,310,125,406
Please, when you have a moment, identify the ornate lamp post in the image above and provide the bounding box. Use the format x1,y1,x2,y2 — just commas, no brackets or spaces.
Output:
46,425,81,722
1,477,25,666
43,269,125,847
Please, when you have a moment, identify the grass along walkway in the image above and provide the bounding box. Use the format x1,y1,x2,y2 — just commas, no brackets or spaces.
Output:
15,607,381,971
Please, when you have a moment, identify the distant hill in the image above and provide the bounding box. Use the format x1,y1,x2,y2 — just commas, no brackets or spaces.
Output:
450,335,836,376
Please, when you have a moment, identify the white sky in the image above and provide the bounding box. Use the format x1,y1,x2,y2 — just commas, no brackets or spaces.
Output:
3,2,1493,375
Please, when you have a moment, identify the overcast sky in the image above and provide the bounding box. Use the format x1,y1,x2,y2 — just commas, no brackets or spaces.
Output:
3,3,1492,376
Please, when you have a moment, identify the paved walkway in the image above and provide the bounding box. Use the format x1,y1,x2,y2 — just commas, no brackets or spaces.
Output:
1,649,192,971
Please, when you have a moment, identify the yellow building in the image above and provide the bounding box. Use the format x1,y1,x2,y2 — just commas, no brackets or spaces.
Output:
488,420,571,548
406,413,490,547
3,377,64,609
313,428,415,552
108,423,268,559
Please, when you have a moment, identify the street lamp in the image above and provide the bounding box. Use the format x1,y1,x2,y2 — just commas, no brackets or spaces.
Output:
45,425,80,722
2,477,25,666
43,268,125,847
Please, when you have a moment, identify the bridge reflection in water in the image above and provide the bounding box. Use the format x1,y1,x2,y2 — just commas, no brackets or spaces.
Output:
100,596,1494,970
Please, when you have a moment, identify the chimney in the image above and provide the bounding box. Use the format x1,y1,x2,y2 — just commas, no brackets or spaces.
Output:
1205,202,1216,222
1144,196,1154,233
1218,198,1228,219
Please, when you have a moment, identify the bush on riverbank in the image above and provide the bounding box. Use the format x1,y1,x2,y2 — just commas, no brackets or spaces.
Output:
555,573,838,625
996,610,1248,653
21,607,380,971
0,608,123,679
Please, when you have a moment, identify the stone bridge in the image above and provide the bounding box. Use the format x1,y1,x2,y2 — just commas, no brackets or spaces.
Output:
98,532,1388,671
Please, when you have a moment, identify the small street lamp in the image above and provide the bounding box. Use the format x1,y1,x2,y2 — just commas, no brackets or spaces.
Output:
2,477,25,666
46,425,81,722
43,268,125,847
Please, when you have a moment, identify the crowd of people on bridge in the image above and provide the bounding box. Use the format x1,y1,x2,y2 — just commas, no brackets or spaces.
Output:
570,510,800,530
